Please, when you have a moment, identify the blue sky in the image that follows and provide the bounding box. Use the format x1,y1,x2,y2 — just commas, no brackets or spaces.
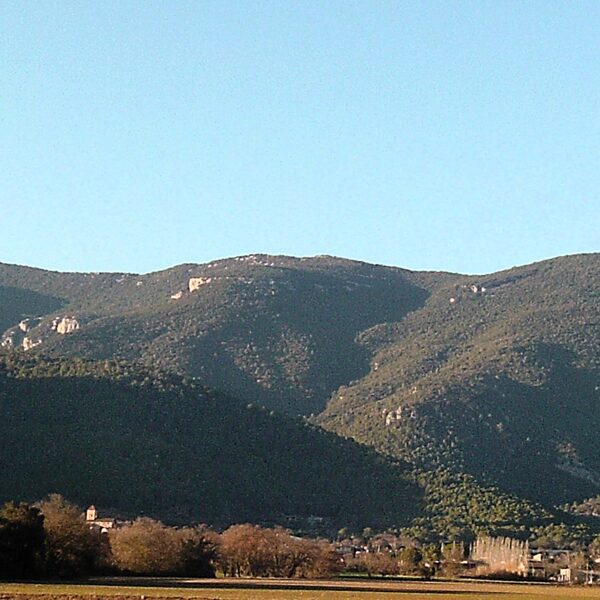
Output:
2,1,599,275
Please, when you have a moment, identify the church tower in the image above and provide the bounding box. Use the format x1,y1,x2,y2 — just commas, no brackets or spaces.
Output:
86,505,97,522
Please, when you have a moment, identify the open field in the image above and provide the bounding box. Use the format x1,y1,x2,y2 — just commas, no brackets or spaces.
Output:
0,578,599,600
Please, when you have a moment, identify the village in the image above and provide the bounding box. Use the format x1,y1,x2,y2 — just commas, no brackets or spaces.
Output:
84,504,600,584
333,530,600,583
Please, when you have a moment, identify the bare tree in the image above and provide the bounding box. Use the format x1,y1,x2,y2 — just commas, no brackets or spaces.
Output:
37,494,104,577
219,524,338,578
109,518,216,576
471,536,529,576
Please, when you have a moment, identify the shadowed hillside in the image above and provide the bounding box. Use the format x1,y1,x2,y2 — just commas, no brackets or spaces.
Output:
0,255,436,415
0,353,420,529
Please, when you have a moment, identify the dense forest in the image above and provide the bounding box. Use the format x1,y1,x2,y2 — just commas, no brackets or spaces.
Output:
0,352,419,529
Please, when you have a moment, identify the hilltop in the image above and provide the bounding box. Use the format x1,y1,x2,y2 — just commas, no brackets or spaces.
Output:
0,255,447,415
317,253,600,506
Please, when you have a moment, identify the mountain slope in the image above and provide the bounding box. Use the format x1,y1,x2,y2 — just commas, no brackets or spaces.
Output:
0,352,420,530
316,254,600,505
0,255,440,415
2,253,600,510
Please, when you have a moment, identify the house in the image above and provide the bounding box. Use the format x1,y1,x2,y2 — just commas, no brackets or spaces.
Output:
557,568,598,584
526,558,547,579
523,548,576,579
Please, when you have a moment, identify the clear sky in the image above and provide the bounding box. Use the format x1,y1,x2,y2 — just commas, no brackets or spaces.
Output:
2,1,599,275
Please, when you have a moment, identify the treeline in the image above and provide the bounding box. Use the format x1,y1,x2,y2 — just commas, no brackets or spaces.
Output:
343,533,600,580
111,522,337,578
0,495,102,579
0,495,338,579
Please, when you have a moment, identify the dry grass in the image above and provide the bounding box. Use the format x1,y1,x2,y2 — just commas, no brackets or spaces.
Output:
0,578,599,600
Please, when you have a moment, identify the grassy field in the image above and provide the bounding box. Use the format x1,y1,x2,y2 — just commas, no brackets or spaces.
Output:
0,578,599,600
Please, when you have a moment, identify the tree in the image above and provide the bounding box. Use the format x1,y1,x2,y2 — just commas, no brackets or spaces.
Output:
109,518,181,575
471,536,528,576
108,518,216,576
440,541,465,577
219,524,339,578
177,526,218,577
421,543,440,577
361,527,374,544
298,539,340,578
398,545,423,575
531,523,590,551
219,524,271,577
0,502,45,579
37,494,103,577
361,551,399,576
589,534,600,561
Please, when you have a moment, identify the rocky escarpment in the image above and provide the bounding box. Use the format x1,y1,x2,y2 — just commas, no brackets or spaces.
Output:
188,276,212,292
2,315,81,351
52,316,80,334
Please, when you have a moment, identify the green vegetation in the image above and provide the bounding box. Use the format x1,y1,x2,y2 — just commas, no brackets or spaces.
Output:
0,352,419,528
317,254,600,507
38,494,106,577
1,253,600,536
0,255,432,416
402,469,553,541
0,501,45,578
0,496,102,579
566,495,600,517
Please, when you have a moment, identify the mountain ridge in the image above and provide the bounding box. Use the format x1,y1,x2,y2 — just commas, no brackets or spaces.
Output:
2,252,599,517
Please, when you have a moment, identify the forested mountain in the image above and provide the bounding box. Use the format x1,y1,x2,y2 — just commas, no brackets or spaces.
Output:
0,255,442,415
317,254,600,506
0,353,419,530
1,253,599,525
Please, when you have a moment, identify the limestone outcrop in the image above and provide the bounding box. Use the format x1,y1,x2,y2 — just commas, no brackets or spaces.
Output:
188,277,212,292
22,336,42,351
52,316,80,335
